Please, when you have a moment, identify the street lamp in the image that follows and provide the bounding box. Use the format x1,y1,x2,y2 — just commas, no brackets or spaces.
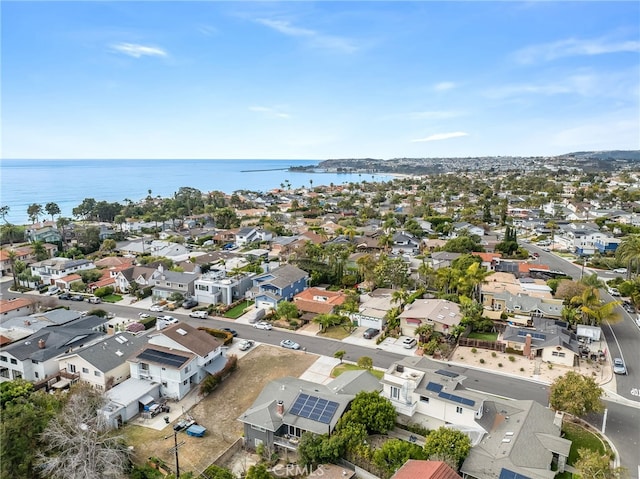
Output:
164,429,184,479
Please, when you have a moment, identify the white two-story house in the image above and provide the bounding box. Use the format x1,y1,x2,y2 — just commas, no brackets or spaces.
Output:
127,322,225,400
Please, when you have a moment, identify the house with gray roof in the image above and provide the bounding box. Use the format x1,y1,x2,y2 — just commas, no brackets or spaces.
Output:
30,257,95,285
0,319,105,383
57,331,150,391
248,264,309,310
148,265,198,300
239,370,380,452
501,318,581,367
127,322,225,400
430,252,462,270
381,357,570,479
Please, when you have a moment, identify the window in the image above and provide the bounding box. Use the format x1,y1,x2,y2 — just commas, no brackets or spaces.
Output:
390,386,400,400
35,372,39,379
252,425,266,432
140,363,149,371
551,351,566,358
32,359,39,364
419,396,429,403
0,356,6,362
456,406,463,414
94,371,101,377
69,364,76,373
162,381,168,387
12,371,22,380
10,358,17,365
82,367,89,374
0,368,10,378
185,366,190,373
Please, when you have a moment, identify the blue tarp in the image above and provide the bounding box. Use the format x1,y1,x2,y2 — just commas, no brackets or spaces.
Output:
186,424,206,437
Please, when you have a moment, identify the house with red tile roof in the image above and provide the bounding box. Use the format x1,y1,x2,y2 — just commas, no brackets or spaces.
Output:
55,273,83,290
391,460,461,479
0,298,36,321
293,287,347,319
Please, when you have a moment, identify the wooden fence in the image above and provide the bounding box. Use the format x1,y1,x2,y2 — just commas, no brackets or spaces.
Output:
458,337,506,352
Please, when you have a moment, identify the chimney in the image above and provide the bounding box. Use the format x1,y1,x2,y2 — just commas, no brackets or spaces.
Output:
276,400,284,416
38,339,46,349
523,333,532,358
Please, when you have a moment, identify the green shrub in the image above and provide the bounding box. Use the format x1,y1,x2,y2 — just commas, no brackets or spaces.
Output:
548,363,553,370
198,327,233,345
200,354,238,396
520,367,525,372
498,363,503,368
508,355,516,362
491,352,497,358
471,348,477,354
479,358,485,364
138,316,157,330
94,286,114,298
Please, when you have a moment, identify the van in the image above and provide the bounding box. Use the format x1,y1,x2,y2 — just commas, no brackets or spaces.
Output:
363,328,380,339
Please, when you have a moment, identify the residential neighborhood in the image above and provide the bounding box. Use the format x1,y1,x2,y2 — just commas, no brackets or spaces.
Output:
1,156,639,479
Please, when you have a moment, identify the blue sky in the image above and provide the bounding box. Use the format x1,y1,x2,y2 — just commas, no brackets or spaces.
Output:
2,1,639,160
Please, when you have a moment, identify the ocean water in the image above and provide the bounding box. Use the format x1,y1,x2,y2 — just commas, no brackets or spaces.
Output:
0,159,393,225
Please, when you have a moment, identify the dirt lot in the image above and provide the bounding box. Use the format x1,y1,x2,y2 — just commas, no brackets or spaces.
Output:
124,345,318,475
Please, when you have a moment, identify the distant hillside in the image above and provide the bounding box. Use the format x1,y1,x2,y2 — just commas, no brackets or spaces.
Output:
559,150,640,161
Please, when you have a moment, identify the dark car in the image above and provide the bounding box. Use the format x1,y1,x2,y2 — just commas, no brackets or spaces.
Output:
182,299,198,309
59,293,72,300
363,328,380,339
222,327,238,337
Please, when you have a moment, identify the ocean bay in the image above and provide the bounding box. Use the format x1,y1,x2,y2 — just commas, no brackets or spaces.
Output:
0,159,393,225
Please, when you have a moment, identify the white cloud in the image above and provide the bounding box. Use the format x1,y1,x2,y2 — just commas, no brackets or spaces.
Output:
515,37,640,64
256,18,358,53
411,131,469,142
408,110,464,120
249,106,290,119
434,81,456,92
111,42,167,58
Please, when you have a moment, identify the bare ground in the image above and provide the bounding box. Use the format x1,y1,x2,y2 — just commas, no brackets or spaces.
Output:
124,345,318,475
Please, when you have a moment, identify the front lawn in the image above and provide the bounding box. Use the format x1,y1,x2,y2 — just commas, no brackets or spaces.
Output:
467,331,498,341
223,301,252,319
318,325,353,340
101,294,123,303
331,363,384,380
563,421,608,465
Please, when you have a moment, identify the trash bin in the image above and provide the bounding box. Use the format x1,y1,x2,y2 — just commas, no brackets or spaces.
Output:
164,416,170,424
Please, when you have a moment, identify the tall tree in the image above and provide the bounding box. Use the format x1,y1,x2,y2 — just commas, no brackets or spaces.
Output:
340,391,396,434
45,202,61,221
615,234,640,279
56,217,71,251
27,203,43,224
32,241,49,261
423,426,472,470
36,385,131,479
574,448,626,479
0,205,9,223
549,371,604,417
7,250,19,290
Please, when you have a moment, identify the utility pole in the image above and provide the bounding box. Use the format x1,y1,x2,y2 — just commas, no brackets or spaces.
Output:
165,430,185,479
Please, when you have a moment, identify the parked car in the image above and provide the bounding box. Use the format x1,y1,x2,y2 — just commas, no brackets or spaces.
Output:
363,328,380,339
222,327,238,337
59,292,72,300
280,339,300,350
239,339,254,351
150,304,165,312
402,337,417,349
70,295,84,301
612,268,627,274
159,315,179,324
607,287,620,297
189,310,208,319
87,296,101,304
45,287,60,296
138,312,151,319
613,357,627,375
254,321,273,330
182,299,198,309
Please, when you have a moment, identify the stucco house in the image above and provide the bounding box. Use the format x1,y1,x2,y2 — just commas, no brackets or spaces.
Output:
148,266,198,300
194,268,255,305
381,357,570,479
350,293,393,330
239,370,380,452
57,331,150,391
0,298,36,321
292,287,347,319
247,264,309,310
500,318,581,367
127,322,226,400
398,299,463,337
30,258,95,285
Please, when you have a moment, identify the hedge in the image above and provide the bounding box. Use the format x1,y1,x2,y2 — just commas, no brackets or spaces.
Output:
198,327,234,346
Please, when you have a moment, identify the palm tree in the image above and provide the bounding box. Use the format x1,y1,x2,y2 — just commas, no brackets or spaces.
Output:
0,205,9,223
458,262,490,300
414,323,434,344
615,234,640,279
7,250,18,290
391,288,410,309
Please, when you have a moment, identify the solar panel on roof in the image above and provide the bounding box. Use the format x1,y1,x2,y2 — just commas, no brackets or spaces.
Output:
499,468,532,479
426,382,443,393
435,369,459,378
289,393,340,424
137,349,189,368
438,391,475,407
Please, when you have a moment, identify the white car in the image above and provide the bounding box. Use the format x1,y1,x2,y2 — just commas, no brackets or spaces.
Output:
138,313,151,319
159,315,179,324
253,321,273,330
607,287,621,297
612,268,627,274
402,337,417,349
239,339,254,351
189,310,208,319
149,304,165,312
45,287,60,296
280,339,300,350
